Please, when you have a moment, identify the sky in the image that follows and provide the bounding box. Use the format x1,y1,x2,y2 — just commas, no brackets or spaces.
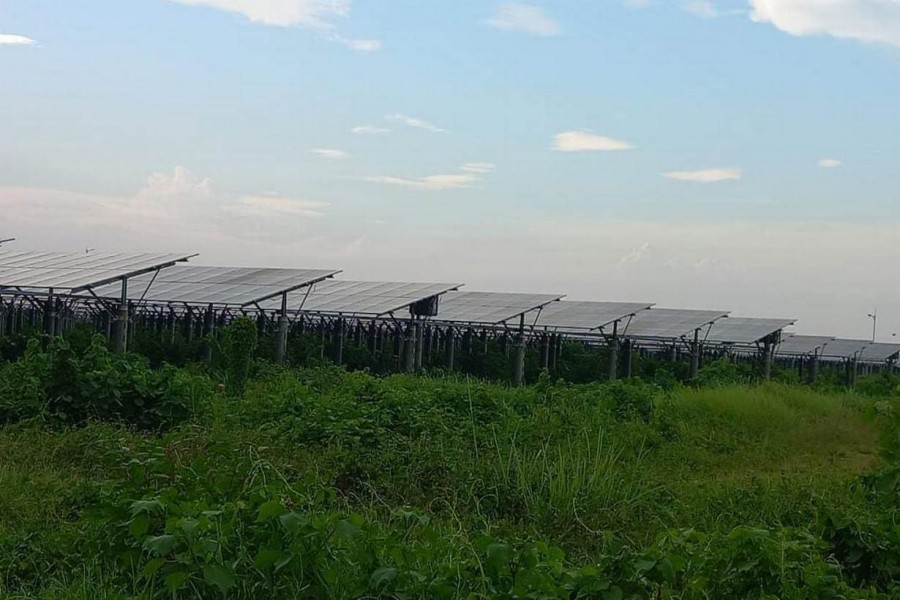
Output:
1,0,899,340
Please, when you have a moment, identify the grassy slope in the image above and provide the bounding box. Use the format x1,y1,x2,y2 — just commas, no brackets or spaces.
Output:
0,369,892,598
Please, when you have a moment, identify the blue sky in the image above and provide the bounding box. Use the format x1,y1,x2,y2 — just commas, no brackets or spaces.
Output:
2,0,899,338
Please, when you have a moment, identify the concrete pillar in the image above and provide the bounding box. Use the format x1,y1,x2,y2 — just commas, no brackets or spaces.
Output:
415,320,424,371
444,328,456,372
690,330,701,379
202,305,215,364
333,318,345,365
763,341,774,380
367,323,378,354
275,293,289,365
623,339,633,378
606,322,619,381
44,289,58,340
114,279,129,353
513,315,526,386
539,335,550,370
404,319,416,373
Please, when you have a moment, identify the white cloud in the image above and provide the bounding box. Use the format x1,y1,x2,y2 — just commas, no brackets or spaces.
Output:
327,34,381,52
351,125,391,135
460,162,496,173
386,113,446,133
683,0,719,18
663,167,742,182
224,195,329,217
750,0,900,48
167,0,350,28
0,34,36,46
0,166,329,249
483,3,562,36
551,130,634,152
364,174,479,190
311,148,349,159
818,158,842,168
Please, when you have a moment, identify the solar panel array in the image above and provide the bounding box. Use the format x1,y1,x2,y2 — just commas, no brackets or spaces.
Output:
0,250,196,292
1,247,896,365
704,317,796,345
88,265,341,307
817,339,871,361
622,308,729,340
776,335,833,357
531,301,653,333
859,343,900,364
263,280,462,317
434,292,563,325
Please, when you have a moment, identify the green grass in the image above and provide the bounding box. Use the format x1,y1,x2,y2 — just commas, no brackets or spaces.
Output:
0,356,897,599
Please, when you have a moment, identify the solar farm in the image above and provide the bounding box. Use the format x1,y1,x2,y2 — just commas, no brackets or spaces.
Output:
1,243,896,385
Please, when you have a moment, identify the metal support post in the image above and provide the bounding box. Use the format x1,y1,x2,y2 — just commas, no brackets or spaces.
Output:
275,293,289,365
690,330,701,379
114,279,129,353
404,318,416,373
444,328,456,372
514,314,527,386
607,321,619,381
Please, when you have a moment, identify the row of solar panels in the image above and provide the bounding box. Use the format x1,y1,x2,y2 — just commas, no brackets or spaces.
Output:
0,248,898,364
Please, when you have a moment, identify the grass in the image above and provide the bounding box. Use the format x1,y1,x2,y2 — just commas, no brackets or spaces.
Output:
0,355,897,598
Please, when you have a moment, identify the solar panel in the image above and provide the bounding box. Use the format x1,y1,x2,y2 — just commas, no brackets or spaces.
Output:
622,308,728,340
818,339,870,361
433,291,563,325
532,301,653,332
0,250,196,292
776,335,833,357
86,265,341,307
704,317,796,345
0,239,13,246
263,280,462,317
858,342,900,363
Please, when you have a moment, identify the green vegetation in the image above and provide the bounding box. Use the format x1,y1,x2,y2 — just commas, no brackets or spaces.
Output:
1,322,898,599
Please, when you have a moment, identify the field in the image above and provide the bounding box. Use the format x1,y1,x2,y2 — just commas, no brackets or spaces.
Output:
1,326,899,599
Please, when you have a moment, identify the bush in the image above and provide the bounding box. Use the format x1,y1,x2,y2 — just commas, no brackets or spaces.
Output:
602,379,659,421
0,335,205,430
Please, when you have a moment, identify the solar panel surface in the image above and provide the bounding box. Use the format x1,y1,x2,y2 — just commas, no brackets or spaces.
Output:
433,292,563,325
704,317,796,344
775,335,833,356
818,339,871,361
263,280,461,316
532,301,653,332
622,308,728,340
88,266,340,306
0,250,196,292
858,342,900,363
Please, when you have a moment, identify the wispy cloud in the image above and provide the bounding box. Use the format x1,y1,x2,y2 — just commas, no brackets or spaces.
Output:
364,174,479,190
366,160,496,190
750,0,900,48
327,34,381,52
311,148,349,159
483,3,562,36
460,162,496,173
551,130,634,152
167,0,350,28
663,167,742,183
386,113,446,133
0,34,36,46
683,0,718,19
224,194,329,217
818,158,842,168
351,125,391,135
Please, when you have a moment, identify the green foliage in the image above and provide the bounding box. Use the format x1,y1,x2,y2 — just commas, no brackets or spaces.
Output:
1,335,898,599
216,317,258,394
0,336,205,429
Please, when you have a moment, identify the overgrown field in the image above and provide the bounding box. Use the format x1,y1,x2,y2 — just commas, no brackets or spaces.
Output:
1,328,899,599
